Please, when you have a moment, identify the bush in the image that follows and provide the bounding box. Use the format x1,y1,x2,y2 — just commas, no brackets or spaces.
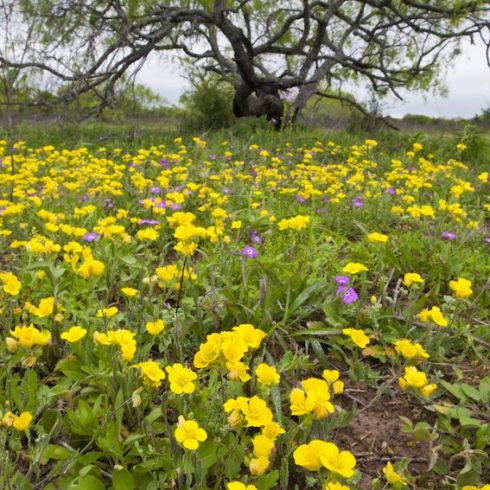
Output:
179,79,235,130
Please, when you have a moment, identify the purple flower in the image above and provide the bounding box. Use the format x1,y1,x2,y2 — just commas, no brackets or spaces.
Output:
442,232,457,240
250,231,264,245
485,237,490,244
335,275,350,286
171,203,182,211
160,159,168,167
385,187,396,195
241,245,259,259
336,286,359,304
352,197,364,208
82,232,100,243
150,187,161,195
138,219,160,226
296,195,306,203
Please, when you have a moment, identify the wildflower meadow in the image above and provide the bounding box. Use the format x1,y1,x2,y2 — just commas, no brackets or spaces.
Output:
0,133,489,490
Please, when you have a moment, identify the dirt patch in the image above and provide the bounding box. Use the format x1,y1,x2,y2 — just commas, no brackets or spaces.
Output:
334,385,435,489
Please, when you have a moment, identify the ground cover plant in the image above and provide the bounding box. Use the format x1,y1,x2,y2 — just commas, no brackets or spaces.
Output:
0,133,489,490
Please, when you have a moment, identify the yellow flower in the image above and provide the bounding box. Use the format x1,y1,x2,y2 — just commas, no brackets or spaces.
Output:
449,277,473,299
342,262,368,274
261,422,285,440
332,381,344,395
61,326,87,343
221,335,248,363
249,456,270,476
322,369,340,384
403,273,424,287
166,363,197,394
342,328,370,348
0,272,22,296
77,258,105,278
12,411,33,432
227,482,257,490
252,434,274,458
174,416,207,450
137,228,159,241
5,337,18,352
399,366,427,390
193,337,221,368
367,232,389,243
155,264,179,282
417,306,448,327
278,215,310,231
174,241,198,256
1,411,16,427
121,287,139,297
132,361,166,388
9,324,51,349
325,483,351,490
243,396,273,427
290,387,316,416
382,461,407,485
146,319,165,335
294,440,329,471
255,363,280,386
94,328,137,361
96,306,118,318
419,383,438,397
319,442,356,478
25,296,55,318
394,339,429,359
232,324,267,350
302,378,335,419
226,361,251,382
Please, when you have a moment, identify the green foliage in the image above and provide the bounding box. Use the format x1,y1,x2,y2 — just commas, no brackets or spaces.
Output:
179,77,235,130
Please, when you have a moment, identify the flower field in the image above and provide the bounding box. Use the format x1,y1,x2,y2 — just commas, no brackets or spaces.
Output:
0,135,489,490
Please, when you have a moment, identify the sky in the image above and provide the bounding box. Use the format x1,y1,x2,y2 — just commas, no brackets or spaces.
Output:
137,38,490,119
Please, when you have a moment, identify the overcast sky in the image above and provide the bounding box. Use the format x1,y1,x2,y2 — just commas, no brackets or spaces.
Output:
137,38,490,118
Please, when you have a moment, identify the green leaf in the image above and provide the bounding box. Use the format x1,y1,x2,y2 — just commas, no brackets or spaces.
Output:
42,444,75,462
24,369,38,411
223,435,244,479
67,475,105,490
56,359,87,381
256,470,279,490
198,440,227,470
112,468,135,490
479,376,490,403
291,327,340,338
460,383,481,402
440,380,467,402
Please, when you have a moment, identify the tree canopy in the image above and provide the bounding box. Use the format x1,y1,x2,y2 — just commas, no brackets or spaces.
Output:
1,0,489,126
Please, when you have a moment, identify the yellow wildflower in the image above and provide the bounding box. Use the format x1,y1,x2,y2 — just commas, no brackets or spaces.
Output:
449,277,473,299
403,273,424,287
60,326,87,343
174,416,207,450
342,262,368,274
342,328,370,348
166,363,197,394
146,319,165,335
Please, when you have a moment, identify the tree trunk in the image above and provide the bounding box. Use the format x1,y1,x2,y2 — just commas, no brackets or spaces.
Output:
232,82,284,129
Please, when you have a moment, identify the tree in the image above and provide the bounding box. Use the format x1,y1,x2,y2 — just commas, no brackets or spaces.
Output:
1,0,489,127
